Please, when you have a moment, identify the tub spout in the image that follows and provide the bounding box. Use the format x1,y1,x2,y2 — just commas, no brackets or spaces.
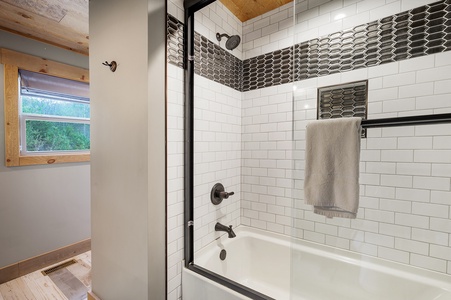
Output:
215,222,236,238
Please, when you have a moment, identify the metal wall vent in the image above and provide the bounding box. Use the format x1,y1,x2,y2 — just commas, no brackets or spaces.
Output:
317,80,368,138
41,259,77,276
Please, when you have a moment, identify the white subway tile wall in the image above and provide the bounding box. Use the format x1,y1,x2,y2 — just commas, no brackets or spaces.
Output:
193,74,242,252
167,63,184,300
292,51,451,273
166,0,451,298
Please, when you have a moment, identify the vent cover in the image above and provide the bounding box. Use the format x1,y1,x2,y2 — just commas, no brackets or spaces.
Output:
41,259,77,276
317,80,368,137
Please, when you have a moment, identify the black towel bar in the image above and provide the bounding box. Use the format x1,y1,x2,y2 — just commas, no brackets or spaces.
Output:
361,113,451,129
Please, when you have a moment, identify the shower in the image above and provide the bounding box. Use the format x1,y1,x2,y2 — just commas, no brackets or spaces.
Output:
216,32,241,50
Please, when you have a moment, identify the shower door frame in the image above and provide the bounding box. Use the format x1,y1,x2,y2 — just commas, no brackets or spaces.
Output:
183,0,274,299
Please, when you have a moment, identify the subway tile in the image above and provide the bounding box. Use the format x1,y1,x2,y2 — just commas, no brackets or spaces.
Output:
410,253,447,273
351,219,379,233
304,230,326,244
378,246,410,264
380,223,411,239
416,66,451,83
369,87,399,102
365,232,394,248
326,236,350,250
360,150,381,162
414,150,451,163
416,95,451,110
380,199,412,214
415,124,451,136
396,163,431,176
366,162,396,174
383,72,416,88
412,228,449,246
412,202,449,219
435,51,451,67
395,238,429,255
315,223,338,236
413,176,450,191
381,150,413,162
380,174,412,188
366,185,396,198
366,138,397,150
430,218,451,234
434,80,451,95
432,164,451,177
433,136,451,150
399,55,434,73
350,240,378,256
398,82,434,98
431,191,451,205
398,137,432,150
382,98,415,113
430,245,451,261
395,213,429,229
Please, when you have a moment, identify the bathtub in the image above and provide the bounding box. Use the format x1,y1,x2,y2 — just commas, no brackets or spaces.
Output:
183,226,451,300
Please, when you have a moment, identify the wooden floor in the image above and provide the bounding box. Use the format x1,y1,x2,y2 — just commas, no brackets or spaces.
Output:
0,251,91,300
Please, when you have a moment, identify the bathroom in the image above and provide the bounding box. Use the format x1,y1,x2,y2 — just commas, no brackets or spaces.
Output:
1,0,449,299
165,0,451,299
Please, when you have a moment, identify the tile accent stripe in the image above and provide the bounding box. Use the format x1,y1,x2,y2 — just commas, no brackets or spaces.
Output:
194,33,243,91
167,0,451,92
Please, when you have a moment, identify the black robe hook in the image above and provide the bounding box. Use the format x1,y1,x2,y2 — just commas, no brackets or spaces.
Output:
102,61,117,72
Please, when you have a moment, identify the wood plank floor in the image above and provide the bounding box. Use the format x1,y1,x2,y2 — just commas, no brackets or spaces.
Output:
0,251,91,300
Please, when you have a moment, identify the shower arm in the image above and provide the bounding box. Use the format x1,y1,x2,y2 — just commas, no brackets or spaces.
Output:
216,32,230,42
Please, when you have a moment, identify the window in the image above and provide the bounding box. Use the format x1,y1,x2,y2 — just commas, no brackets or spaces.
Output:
19,70,90,154
2,48,90,166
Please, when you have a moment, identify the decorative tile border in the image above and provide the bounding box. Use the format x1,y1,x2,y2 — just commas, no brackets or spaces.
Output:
167,0,451,92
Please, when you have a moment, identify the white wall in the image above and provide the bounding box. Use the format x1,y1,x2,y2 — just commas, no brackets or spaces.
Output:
0,30,90,268
89,0,166,299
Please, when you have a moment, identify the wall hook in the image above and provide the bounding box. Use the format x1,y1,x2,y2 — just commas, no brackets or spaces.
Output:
102,61,117,72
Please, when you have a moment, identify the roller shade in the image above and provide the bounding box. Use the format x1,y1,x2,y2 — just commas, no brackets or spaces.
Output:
19,69,89,101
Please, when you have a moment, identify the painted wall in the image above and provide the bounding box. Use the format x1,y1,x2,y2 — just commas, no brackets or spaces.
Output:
89,0,166,299
0,30,90,268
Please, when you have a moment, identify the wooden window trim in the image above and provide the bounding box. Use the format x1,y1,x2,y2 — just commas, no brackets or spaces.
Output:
1,48,90,166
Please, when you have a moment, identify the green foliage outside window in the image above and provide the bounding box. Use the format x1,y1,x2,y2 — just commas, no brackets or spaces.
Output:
21,96,90,152
26,120,90,152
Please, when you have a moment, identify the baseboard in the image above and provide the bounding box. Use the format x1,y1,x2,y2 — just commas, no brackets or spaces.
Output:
88,291,101,300
0,238,91,284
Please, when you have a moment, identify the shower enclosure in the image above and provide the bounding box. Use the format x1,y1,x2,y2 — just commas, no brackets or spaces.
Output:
178,0,451,298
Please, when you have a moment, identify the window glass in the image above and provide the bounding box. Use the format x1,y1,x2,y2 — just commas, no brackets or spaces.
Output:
19,70,90,155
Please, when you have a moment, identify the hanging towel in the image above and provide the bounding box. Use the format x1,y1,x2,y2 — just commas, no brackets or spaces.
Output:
304,117,362,219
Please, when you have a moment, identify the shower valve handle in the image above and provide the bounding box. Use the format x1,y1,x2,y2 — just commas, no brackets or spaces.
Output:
211,183,234,205
219,191,234,199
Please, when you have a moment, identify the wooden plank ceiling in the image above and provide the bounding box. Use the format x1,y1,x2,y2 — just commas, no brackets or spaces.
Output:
220,0,292,22
0,0,291,56
0,0,88,55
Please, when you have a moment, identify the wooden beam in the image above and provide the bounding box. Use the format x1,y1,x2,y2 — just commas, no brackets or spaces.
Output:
0,48,89,82
3,64,20,167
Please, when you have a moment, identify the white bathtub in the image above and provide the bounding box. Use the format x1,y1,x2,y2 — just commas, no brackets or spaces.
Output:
183,226,451,300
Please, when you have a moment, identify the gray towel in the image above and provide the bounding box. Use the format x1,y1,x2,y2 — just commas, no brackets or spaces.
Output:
304,117,362,219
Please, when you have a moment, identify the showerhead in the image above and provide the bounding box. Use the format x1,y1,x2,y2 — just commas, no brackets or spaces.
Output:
216,32,241,51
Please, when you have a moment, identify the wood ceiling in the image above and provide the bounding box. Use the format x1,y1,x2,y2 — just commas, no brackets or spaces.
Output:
0,0,291,56
0,0,89,55
220,0,292,22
